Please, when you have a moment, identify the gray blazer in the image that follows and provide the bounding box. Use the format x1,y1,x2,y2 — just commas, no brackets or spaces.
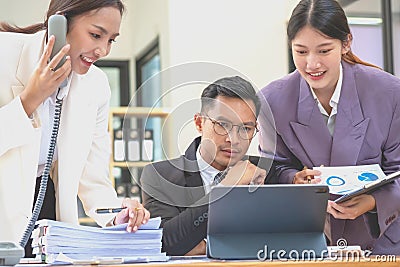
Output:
257,61,400,254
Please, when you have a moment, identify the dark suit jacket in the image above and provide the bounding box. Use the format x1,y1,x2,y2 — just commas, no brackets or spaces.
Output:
141,137,277,255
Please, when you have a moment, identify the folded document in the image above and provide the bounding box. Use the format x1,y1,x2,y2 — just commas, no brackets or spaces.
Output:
315,164,386,195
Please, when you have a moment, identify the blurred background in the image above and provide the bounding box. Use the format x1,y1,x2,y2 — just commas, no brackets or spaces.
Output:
1,0,398,221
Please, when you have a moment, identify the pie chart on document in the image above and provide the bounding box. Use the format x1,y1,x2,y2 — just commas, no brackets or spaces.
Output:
358,172,379,182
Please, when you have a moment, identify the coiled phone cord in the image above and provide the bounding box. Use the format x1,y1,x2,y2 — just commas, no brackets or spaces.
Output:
19,88,64,248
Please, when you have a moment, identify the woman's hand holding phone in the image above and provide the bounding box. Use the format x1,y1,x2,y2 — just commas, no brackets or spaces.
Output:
20,30,71,117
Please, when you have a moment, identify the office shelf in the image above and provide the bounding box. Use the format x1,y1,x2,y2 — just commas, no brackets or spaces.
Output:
78,106,169,225
108,106,170,184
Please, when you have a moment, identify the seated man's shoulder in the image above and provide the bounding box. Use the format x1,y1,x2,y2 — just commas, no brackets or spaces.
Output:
144,156,183,172
141,155,188,185
141,155,199,206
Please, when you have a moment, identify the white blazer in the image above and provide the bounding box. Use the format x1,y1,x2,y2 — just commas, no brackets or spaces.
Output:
0,31,122,243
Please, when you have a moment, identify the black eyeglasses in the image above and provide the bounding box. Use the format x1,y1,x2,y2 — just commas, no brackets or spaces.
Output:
203,114,258,140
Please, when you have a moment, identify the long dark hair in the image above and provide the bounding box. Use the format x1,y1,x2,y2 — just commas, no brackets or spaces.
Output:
287,0,379,68
0,0,125,35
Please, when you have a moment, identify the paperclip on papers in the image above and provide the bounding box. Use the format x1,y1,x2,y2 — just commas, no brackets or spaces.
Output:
31,217,168,263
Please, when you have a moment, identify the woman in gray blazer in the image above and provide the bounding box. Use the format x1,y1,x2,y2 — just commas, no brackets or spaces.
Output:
258,0,400,255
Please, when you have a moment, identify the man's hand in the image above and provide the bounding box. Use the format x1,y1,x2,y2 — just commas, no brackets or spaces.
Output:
221,160,266,186
185,240,206,256
327,194,376,220
113,198,150,232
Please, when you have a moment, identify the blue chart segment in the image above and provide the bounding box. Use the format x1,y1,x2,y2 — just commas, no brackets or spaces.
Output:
358,172,379,182
326,176,345,186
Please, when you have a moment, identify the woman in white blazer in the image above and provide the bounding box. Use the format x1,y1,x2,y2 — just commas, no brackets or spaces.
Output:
0,0,150,254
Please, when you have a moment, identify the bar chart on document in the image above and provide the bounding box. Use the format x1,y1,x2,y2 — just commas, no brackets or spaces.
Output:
314,164,386,195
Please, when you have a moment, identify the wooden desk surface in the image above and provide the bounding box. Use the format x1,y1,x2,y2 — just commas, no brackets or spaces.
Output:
69,256,399,267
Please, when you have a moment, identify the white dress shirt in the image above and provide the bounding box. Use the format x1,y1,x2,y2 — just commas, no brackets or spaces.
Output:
196,145,220,194
310,64,343,136
310,66,343,242
36,78,71,177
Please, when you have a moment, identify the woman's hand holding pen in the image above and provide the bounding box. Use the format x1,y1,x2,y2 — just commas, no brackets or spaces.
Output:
327,194,376,220
292,167,322,184
113,198,150,233
20,35,71,116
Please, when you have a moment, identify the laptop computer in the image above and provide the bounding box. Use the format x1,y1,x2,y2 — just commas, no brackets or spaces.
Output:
207,185,329,260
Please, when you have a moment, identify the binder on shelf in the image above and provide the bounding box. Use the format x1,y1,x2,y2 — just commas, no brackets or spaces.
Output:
129,184,141,198
126,129,141,162
108,107,170,201
116,169,133,198
141,129,154,161
115,183,126,198
112,117,122,130
113,129,125,162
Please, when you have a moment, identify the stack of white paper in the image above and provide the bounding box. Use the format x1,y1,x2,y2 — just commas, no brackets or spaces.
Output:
31,217,168,263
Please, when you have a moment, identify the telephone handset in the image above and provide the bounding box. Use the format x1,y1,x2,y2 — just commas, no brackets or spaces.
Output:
18,14,67,254
48,14,68,88
48,14,67,70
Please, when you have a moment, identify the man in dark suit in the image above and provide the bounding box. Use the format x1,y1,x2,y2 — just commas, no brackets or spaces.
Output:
141,76,277,256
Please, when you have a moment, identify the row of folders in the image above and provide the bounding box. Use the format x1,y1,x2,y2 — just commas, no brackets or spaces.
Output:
114,128,154,162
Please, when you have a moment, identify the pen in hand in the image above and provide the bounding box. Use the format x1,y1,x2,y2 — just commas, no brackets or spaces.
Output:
303,166,312,184
95,207,127,214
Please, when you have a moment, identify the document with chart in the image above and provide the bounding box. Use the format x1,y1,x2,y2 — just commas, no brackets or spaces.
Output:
314,164,386,195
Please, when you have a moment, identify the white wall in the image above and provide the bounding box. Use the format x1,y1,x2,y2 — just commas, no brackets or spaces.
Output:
350,25,383,69
0,0,49,25
125,0,299,157
164,0,298,156
0,0,135,60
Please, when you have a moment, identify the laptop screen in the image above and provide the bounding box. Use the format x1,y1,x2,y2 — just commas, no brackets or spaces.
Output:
207,185,329,260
